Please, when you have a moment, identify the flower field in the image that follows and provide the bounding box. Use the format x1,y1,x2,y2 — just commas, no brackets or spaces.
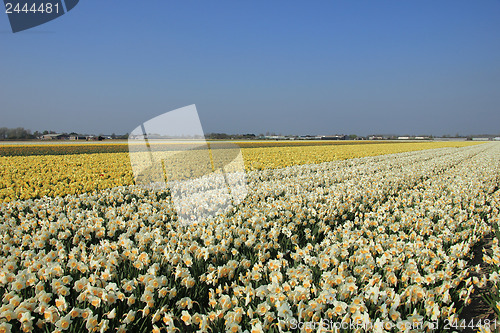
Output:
0,142,499,332
0,141,477,202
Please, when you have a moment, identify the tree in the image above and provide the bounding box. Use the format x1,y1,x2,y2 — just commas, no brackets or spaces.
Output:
0,127,32,140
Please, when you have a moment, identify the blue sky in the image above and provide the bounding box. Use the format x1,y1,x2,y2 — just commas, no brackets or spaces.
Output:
1,1,499,136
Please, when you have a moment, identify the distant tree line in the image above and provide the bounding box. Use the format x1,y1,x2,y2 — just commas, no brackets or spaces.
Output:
0,127,38,140
0,127,69,140
205,133,256,140
0,127,130,140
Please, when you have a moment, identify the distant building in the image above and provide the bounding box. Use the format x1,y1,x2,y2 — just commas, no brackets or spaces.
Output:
434,137,467,141
397,136,410,140
70,135,87,140
472,138,490,141
320,135,347,140
87,136,105,141
41,133,68,140
494,137,500,141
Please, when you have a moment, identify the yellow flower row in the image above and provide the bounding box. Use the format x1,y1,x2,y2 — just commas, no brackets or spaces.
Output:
0,153,134,202
0,141,477,202
241,141,477,170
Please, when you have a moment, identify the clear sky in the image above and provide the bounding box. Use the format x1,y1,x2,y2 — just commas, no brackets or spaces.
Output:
1,1,499,136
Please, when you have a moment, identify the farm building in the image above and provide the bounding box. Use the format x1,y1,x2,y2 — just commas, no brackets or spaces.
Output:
320,135,347,140
41,133,68,140
70,135,87,140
